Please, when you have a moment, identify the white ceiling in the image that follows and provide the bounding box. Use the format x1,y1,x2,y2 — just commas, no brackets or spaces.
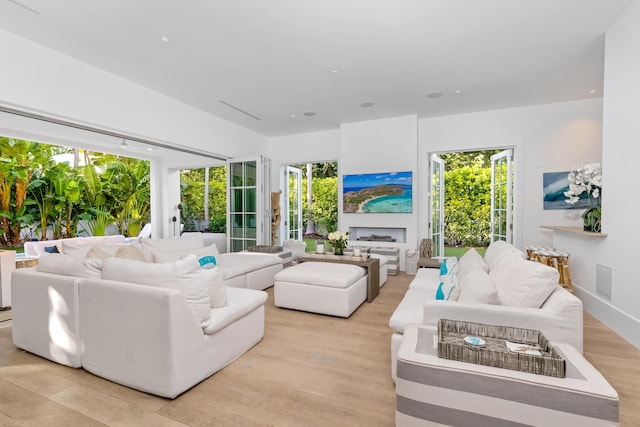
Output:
0,0,632,137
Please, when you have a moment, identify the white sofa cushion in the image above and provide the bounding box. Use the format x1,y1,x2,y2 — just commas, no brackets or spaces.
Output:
457,264,499,304
139,234,205,262
37,253,103,278
218,253,282,273
490,258,559,308
101,255,211,328
389,287,434,334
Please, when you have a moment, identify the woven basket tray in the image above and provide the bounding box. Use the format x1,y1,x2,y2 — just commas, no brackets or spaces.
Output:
437,319,566,378
247,245,284,253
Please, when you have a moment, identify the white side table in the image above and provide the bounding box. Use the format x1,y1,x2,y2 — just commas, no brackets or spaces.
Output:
396,325,619,426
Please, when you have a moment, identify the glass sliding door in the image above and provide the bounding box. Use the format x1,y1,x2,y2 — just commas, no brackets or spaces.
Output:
490,149,514,244
429,154,445,257
227,156,270,252
285,165,302,240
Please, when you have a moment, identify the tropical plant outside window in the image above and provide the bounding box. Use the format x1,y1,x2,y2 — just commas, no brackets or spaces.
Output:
0,136,150,247
180,166,227,233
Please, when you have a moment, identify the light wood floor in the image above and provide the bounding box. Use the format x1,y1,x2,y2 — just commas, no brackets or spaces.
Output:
0,273,639,426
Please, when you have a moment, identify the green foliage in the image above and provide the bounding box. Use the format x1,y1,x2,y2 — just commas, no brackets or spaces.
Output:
1,136,151,243
180,166,226,231
443,165,492,247
439,150,501,171
209,215,226,233
301,177,338,234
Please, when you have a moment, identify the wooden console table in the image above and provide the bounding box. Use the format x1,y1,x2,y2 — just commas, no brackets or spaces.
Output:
297,255,380,303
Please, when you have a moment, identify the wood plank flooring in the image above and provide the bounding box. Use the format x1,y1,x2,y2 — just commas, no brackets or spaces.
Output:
0,273,638,426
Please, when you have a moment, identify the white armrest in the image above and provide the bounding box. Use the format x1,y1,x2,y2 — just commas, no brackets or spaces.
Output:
78,278,205,398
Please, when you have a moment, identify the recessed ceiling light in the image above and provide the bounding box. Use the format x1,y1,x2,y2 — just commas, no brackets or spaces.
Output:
332,69,339,73
146,148,153,151
360,102,375,108
161,36,169,42
303,111,316,117
290,114,296,119
589,89,597,94
455,89,462,94
426,91,443,99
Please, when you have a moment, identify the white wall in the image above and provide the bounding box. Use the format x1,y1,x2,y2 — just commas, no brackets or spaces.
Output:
0,29,267,237
550,0,640,349
418,99,603,249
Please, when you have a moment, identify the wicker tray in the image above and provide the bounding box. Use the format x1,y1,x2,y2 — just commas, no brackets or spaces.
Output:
437,319,566,378
247,245,284,253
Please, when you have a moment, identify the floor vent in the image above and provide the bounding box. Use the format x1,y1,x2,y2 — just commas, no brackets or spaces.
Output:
596,263,613,301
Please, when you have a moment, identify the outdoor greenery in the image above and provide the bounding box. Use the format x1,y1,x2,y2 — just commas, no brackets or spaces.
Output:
440,150,501,247
0,137,151,246
180,166,227,233
292,162,338,235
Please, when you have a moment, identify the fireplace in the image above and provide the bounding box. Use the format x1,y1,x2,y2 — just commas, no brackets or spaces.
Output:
348,227,406,243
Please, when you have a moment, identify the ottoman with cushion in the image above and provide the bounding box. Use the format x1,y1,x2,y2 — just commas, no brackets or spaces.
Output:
274,262,367,317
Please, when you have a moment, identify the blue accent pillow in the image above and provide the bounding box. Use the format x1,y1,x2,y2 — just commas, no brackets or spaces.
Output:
44,245,60,254
435,282,445,300
198,255,217,269
439,259,448,276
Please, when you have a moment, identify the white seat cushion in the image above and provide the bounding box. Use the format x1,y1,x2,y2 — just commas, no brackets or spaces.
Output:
218,253,282,273
203,287,267,335
409,268,441,292
389,287,434,334
275,262,365,289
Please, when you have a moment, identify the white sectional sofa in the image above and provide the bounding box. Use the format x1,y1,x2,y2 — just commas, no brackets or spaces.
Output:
389,240,584,380
10,234,283,398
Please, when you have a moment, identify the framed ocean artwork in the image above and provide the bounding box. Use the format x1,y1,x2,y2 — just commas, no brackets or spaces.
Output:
543,171,592,210
343,171,412,213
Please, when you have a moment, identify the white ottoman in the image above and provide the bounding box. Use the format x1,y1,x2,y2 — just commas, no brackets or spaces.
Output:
274,262,367,317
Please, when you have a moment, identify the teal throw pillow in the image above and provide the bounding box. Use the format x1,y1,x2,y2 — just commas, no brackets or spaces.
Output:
198,255,217,269
439,259,448,276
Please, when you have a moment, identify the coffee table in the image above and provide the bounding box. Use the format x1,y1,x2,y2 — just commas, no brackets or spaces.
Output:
396,324,619,426
297,255,380,302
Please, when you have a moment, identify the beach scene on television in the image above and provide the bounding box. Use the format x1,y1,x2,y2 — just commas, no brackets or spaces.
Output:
343,171,412,213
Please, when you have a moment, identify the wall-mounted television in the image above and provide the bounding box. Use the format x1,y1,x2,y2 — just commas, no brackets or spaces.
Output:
343,171,412,213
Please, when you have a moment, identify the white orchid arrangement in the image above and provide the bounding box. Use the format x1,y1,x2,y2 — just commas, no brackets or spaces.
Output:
564,162,602,207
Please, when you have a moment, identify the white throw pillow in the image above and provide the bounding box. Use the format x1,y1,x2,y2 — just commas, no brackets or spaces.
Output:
37,253,103,278
85,246,112,260
483,240,526,270
152,243,220,265
457,248,488,273
115,243,146,261
489,258,559,308
202,267,228,307
140,235,205,262
101,255,211,328
436,263,459,301
457,264,500,305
